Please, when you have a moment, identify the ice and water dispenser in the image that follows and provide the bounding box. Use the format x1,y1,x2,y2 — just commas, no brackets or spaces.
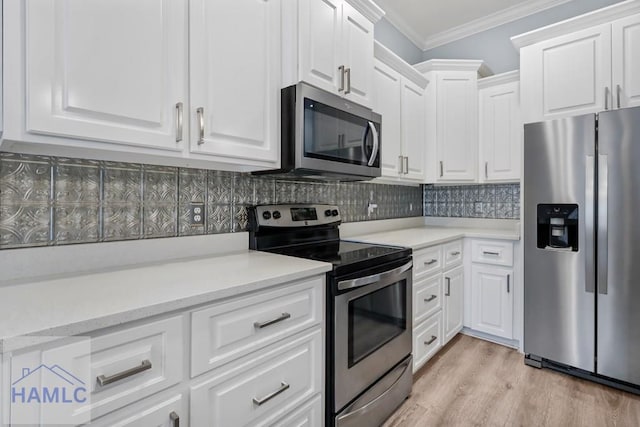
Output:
537,204,579,251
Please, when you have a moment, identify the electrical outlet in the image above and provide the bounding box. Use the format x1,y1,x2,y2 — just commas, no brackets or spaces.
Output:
190,202,205,226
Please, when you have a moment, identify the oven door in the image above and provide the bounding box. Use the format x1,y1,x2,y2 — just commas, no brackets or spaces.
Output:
333,259,412,412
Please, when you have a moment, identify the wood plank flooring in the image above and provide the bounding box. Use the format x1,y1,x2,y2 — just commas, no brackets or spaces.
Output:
384,335,640,427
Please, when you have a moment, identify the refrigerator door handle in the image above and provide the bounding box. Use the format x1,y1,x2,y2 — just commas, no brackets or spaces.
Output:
585,155,595,293
598,154,609,295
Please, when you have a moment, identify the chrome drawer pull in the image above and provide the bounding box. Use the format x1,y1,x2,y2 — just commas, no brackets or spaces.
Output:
424,295,437,302
424,259,438,266
96,359,152,387
483,251,500,256
254,312,291,329
425,335,437,346
196,107,205,145
253,381,290,406
170,411,180,427
451,251,461,256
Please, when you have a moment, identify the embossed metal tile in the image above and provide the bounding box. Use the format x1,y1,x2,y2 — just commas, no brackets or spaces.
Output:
253,178,275,204
0,156,51,204
103,164,142,203
207,204,231,234
208,171,233,205
233,174,254,205
55,162,100,204
233,204,250,232
143,204,178,238
102,204,143,241
54,204,100,244
144,166,178,204
0,204,51,248
179,168,207,203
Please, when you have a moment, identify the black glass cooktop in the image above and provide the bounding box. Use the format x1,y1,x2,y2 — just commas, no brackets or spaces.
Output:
267,240,410,274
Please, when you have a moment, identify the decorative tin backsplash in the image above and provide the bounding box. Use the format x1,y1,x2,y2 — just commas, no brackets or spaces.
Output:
0,153,423,249
423,184,520,219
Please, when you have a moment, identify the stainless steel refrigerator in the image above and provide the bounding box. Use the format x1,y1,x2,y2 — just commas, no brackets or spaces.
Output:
524,105,640,390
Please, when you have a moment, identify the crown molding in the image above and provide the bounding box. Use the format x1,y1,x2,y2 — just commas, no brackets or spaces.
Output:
512,0,640,49
478,70,520,89
345,0,385,23
378,8,428,50
374,41,429,89
414,59,487,75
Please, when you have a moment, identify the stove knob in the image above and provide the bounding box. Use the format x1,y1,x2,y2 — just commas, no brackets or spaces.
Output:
331,209,339,217
324,209,332,217
262,211,272,220
272,211,282,219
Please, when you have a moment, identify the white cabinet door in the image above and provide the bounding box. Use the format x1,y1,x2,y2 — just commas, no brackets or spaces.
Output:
373,60,402,177
479,81,521,182
24,0,187,151
189,0,280,167
521,24,612,123
401,78,427,181
298,0,343,95
471,265,514,339
91,394,186,427
612,13,640,108
342,2,374,108
443,266,464,344
436,73,477,182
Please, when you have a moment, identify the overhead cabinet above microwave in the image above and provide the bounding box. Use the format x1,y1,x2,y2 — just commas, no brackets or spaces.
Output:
282,0,384,109
1,0,281,172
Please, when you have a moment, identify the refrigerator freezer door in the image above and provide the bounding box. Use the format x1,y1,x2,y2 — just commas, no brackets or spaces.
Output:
597,106,640,385
523,114,596,372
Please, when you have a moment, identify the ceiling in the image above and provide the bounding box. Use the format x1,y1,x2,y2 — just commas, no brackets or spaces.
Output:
374,0,573,50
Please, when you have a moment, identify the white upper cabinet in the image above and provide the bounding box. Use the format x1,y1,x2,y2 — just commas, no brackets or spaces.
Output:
612,13,640,108
416,60,485,183
478,72,521,183
189,0,280,168
513,3,640,123
284,0,383,109
22,0,188,152
372,43,428,183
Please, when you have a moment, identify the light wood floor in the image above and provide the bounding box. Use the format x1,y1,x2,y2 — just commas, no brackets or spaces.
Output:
384,335,640,427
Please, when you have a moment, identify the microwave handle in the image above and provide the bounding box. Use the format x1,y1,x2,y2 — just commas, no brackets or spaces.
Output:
366,121,379,167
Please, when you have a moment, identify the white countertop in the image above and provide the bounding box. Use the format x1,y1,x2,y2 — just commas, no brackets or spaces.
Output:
0,250,331,352
348,226,520,251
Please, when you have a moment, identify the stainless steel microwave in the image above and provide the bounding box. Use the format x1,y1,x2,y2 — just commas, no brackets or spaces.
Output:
256,82,381,181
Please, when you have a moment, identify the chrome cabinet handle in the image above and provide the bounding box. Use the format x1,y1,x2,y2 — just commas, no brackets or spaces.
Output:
424,335,437,346
617,84,621,109
254,312,291,329
424,295,437,302
451,251,461,256
338,65,345,92
345,68,351,94
507,274,511,293
175,102,183,143
253,381,290,406
598,154,608,295
196,107,205,145
605,87,609,110
485,161,488,179
170,411,180,427
398,155,404,174
445,277,451,296
483,251,499,256
424,259,437,266
403,157,409,174
585,155,595,294
96,360,152,387
338,260,412,291
440,161,444,177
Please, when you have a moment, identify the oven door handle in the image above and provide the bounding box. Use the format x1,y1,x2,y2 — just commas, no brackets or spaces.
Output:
337,260,412,291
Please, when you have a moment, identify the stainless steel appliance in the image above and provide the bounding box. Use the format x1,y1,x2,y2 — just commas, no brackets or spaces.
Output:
248,204,412,426
255,83,381,181
524,106,640,391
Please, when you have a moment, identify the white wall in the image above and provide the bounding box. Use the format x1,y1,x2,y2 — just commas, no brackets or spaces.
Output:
374,18,423,65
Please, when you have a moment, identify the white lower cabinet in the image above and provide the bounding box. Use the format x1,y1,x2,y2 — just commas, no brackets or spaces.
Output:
190,328,323,426
471,265,514,339
272,394,323,427
443,266,464,345
413,312,442,371
90,393,186,427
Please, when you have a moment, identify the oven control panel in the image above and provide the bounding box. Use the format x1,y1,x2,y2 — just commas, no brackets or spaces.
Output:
251,204,341,228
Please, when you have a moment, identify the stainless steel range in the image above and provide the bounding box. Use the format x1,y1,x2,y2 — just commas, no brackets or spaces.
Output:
248,204,413,427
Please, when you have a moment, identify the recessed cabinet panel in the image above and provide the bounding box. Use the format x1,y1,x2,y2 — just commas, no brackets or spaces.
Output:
190,0,280,165
471,265,514,339
25,0,187,150
612,14,640,108
342,2,373,107
443,265,464,344
401,78,427,181
373,60,402,177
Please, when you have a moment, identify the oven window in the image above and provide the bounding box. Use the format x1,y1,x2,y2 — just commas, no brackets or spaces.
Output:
348,281,407,367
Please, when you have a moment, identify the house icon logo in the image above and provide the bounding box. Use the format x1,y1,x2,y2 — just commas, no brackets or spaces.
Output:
11,364,88,404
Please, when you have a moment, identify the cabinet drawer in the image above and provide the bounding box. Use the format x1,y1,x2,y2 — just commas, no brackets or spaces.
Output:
190,328,322,427
273,394,322,427
413,313,442,373
443,240,463,269
413,246,442,279
90,393,186,427
41,316,184,421
471,239,514,266
414,274,442,325
191,277,323,377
